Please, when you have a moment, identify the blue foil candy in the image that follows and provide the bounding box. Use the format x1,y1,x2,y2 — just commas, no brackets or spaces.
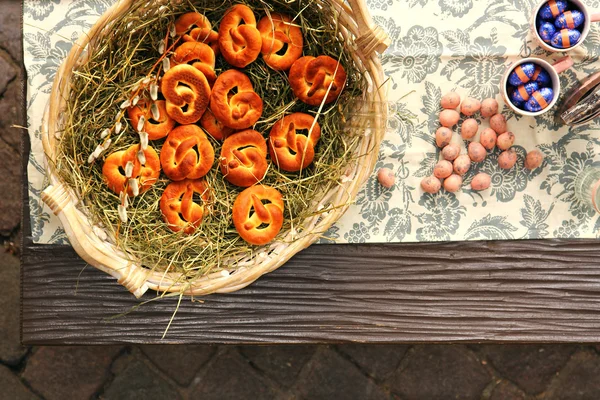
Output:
555,10,585,29
507,87,526,109
508,63,536,86
539,0,567,20
538,22,557,42
525,88,554,112
511,82,539,103
550,29,581,48
532,65,552,87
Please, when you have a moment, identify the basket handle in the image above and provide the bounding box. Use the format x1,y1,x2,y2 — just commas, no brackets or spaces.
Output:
347,0,390,56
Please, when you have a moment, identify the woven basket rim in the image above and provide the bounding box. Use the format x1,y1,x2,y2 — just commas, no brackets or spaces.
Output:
40,0,389,298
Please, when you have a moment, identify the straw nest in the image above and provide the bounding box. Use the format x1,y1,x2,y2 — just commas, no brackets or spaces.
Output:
42,0,388,297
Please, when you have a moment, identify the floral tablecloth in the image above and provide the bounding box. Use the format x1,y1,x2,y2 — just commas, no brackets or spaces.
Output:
25,0,600,244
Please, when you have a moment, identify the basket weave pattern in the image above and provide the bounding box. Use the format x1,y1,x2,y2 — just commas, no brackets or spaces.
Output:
41,0,389,298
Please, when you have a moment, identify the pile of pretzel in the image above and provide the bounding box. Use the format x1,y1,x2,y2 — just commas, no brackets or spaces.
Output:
101,4,347,246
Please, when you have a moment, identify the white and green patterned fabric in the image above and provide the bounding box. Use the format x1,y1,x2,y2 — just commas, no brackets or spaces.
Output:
25,0,600,244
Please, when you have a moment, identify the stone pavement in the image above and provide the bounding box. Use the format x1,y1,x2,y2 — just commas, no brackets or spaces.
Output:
3,1,600,399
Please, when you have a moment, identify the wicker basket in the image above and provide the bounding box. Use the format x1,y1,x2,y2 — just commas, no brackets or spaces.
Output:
41,0,389,298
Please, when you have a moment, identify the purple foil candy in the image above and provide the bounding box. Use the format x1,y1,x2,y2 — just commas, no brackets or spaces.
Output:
511,82,539,104
525,88,554,112
508,63,536,86
538,22,557,42
550,29,582,48
532,65,552,87
539,0,567,20
555,10,585,29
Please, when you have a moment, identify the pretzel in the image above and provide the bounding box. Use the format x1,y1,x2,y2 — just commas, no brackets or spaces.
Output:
200,108,234,141
160,179,210,234
218,4,262,68
232,185,284,245
161,64,211,125
269,113,321,172
210,69,263,130
289,55,347,106
219,130,268,187
172,41,217,86
127,100,175,140
102,145,160,196
257,13,303,71
175,12,219,54
160,124,215,181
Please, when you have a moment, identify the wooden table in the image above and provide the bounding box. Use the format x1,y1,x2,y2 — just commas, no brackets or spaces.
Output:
22,129,600,343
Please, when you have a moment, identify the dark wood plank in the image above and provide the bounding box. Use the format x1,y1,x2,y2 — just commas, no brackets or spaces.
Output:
22,221,600,343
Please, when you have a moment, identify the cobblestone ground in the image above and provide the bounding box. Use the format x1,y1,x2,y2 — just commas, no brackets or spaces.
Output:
3,2,600,399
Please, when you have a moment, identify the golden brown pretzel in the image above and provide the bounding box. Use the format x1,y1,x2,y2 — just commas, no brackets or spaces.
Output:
269,113,321,172
200,108,234,141
161,64,211,125
219,130,268,187
171,41,217,86
160,179,210,234
127,100,176,140
257,13,303,71
175,12,219,54
232,185,284,245
218,4,262,68
210,69,263,130
102,145,160,196
160,124,215,181
289,55,347,106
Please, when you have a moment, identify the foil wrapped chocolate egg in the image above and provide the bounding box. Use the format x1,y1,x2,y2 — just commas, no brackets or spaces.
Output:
550,29,582,48
555,10,585,29
525,88,554,112
539,0,567,20
532,65,552,87
507,87,526,109
508,63,535,86
511,82,539,104
538,21,557,42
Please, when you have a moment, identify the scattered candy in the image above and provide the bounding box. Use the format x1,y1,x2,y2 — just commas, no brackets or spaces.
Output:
461,97,481,116
555,10,584,30
442,143,461,161
525,87,554,112
468,142,486,163
480,98,499,118
539,21,557,42
439,109,460,127
510,81,539,103
441,92,461,109
498,148,518,169
377,168,395,188
471,173,491,191
421,176,441,194
496,132,515,151
550,28,581,48
508,63,535,86
453,154,471,176
460,118,478,140
480,127,497,150
435,127,453,148
525,149,544,170
433,160,453,179
489,114,507,134
443,174,463,193
539,0,567,20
